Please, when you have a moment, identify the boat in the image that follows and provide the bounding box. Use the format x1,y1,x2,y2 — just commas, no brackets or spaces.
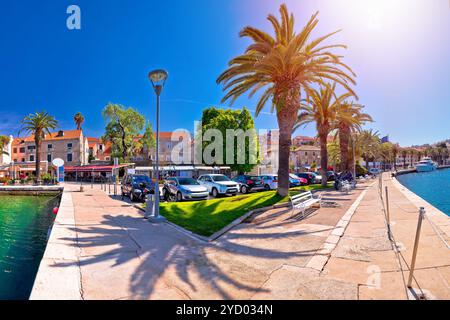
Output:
415,157,437,172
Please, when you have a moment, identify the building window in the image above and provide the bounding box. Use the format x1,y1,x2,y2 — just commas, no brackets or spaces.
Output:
20,147,25,153
47,154,52,163
67,153,73,162
48,144,52,149
21,158,25,162
13,148,17,154
67,143,73,149
305,152,308,156
30,155,34,162
166,142,172,149
27,145,36,151
313,152,315,156
13,159,17,163
99,144,103,151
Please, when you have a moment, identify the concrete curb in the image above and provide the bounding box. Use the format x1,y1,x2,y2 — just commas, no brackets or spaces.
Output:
29,188,83,300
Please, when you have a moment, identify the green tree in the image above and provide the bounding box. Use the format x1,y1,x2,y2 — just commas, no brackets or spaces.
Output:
357,129,381,170
296,83,353,186
200,107,259,174
141,121,156,160
102,103,145,162
0,135,10,156
19,112,58,181
74,112,85,130
217,4,356,196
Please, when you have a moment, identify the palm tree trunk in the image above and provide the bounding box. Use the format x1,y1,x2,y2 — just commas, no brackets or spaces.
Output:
35,137,41,182
276,108,296,197
319,133,329,187
339,125,350,172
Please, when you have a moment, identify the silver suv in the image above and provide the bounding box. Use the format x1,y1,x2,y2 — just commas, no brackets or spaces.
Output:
198,174,238,197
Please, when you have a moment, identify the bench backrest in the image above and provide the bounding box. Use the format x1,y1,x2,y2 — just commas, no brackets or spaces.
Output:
290,191,313,204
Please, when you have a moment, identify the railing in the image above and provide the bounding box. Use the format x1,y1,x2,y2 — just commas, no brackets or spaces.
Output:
378,172,449,299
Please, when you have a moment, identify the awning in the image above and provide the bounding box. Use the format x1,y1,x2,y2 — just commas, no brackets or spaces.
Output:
64,164,131,173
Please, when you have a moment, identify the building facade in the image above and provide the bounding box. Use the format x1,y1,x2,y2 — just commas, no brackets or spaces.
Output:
290,145,321,171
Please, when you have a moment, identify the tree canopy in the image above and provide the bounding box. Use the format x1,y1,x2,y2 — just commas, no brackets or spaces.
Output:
200,107,259,174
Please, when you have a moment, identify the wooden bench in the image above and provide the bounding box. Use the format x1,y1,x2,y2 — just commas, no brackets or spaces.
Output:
289,191,321,219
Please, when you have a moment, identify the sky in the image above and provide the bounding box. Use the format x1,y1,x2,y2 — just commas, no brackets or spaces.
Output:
0,0,449,146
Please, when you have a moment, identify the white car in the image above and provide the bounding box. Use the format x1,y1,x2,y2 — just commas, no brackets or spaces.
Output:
260,174,278,190
197,174,239,197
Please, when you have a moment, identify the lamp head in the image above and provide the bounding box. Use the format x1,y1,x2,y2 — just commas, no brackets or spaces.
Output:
148,69,168,90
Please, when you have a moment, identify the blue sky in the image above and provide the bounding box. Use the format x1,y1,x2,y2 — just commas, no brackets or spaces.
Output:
0,0,449,146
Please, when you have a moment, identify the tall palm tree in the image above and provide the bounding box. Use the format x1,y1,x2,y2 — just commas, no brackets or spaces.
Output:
0,135,10,156
19,112,58,181
335,102,372,172
401,147,408,169
296,83,354,186
74,112,85,130
216,4,356,196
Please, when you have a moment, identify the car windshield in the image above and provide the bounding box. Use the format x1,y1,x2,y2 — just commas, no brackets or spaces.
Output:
247,176,260,180
132,176,151,184
178,178,200,185
212,175,230,182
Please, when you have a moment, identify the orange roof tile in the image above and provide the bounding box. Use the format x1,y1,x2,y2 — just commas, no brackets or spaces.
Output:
24,130,82,142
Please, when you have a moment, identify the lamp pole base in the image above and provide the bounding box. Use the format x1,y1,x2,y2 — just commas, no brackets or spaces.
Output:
147,215,167,223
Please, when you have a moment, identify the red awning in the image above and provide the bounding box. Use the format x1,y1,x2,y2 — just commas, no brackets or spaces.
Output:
64,164,131,173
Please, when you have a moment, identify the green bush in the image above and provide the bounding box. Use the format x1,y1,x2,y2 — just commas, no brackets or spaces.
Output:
41,173,53,183
355,161,368,176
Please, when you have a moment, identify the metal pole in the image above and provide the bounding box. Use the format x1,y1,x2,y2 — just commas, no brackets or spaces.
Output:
408,207,425,288
109,178,111,194
352,135,356,179
385,186,391,240
154,86,161,218
91,170,94,189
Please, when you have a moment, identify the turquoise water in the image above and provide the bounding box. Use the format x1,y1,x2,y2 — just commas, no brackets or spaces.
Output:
0,195,59,300
397,168,450,216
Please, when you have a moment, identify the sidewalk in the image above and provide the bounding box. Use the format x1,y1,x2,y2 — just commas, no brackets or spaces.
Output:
31,177,449,299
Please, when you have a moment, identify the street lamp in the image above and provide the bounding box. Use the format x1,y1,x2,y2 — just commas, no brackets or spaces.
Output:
147,69,168,223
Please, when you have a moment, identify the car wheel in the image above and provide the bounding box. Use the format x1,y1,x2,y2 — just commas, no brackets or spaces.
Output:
264,184,270,191
212,188,218,198
231,193,236,196
241,185,248,194
130,192,135,202
176,192,183,202
163,189,170,201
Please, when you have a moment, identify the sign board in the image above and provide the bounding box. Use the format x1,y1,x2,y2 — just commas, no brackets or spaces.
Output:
58,166,65,183
52,158,64,167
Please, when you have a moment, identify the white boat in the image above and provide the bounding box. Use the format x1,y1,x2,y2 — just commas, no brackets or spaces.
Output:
415,157,437,172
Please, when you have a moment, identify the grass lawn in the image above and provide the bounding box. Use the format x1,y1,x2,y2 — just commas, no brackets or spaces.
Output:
159,183,332,237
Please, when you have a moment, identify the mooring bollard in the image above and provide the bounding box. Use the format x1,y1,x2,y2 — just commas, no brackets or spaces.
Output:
385,186,391,240
407,207,425,288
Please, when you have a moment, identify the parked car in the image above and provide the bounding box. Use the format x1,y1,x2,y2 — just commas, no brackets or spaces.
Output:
232,175,265,194
121,174,154,202
197,174,238,197
260,174,278,190
296,172,321,184
289,174,308,187
369,168,382,176
162,177,209,202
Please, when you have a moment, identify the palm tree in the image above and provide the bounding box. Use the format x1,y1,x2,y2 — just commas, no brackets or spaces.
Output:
409,148,416,167
392,143,400,171
19,112,58,181
358,129,380,170
296,83,354,186
216,4,356,196
335,101,372,172
0,135,10,156
74,112,85,130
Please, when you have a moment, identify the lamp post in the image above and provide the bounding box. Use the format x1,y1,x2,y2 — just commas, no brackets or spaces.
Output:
147,69,168,223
